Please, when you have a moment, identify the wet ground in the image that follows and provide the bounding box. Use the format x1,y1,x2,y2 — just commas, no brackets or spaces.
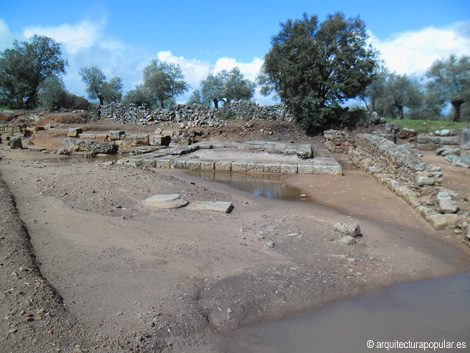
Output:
228,273,470,353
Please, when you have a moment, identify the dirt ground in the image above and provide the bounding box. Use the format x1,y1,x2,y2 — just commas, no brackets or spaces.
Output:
1,115,470,352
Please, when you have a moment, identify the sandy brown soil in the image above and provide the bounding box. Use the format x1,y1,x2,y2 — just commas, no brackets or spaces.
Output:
1,117,470,352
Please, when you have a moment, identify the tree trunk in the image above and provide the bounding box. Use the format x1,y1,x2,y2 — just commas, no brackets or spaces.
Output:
397,105,404,120
451,100,463,122
213,98,218,110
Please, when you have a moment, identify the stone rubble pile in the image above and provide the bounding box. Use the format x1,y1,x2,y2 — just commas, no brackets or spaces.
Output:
324,130,354,154
348,132,468,234
228,100,294,121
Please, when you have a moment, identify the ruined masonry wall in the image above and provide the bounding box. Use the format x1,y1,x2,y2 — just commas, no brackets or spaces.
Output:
348,133,469,237
93,101,294,126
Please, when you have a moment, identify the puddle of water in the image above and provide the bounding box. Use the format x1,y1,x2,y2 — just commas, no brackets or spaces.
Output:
229,273,470,353
187,171,308,201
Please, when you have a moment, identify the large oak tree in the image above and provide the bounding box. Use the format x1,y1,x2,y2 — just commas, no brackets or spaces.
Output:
260,13,376,133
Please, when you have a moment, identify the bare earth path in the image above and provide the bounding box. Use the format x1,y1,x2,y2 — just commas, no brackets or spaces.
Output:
1,145,469,352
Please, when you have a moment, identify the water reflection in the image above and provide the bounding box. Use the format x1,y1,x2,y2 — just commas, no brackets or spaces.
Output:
229,273,470,353
188,171,307,201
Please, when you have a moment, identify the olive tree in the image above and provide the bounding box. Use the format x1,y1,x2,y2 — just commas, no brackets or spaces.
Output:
142,60,188,109
260,13,376,133
0,35,67,108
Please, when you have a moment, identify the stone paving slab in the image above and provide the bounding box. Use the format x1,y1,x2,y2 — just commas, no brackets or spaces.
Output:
187,201,234,213
116,141,342,175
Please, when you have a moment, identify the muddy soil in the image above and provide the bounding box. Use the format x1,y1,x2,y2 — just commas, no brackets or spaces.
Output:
1,117,470,352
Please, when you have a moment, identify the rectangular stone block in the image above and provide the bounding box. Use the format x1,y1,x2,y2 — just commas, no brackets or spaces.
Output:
232,161,247,172
150,135,171,146
68,128,82,137
170,159,186,169
215,161,232,171
79,133,96,139
416,143,437,151
247,162,264,173
141,159,156,168
298,164,316,174
186,159,201,170
200,160,215,171
416,135,439,144
263,162,281,173
156,159,171,168
281,163,298,174
439,136,460,145
109,130,125,140
460,128,470,150
126,134,149,145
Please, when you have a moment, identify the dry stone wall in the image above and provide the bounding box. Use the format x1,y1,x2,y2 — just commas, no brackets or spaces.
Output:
93,100,294,126
349,133,469,237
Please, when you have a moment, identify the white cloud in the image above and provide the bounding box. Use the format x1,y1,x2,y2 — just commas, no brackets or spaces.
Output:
156,51,267,103
368,21,470,76
0,18,21,50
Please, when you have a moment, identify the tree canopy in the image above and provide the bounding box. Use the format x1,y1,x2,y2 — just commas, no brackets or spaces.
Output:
200,67,255,109
79,66,122,105
260,13,376,133
0,35,67,108
142,60,188,109
426,55,470,122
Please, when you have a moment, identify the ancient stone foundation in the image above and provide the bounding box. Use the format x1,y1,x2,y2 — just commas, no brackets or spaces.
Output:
349,133,469,235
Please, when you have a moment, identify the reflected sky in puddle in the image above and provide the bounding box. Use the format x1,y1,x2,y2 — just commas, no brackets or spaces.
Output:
187,171,307,201
228,273,470,353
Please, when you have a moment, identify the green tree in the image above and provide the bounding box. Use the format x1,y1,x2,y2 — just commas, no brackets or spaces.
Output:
384,73,423,120
142,59,188,109
200,72,226,108
362,63,389,114
260,13,376,133
0,35,67,108
200,68,255,109
38,75,68,110
79,66,122,105
101,76,123,104
426,55,470,122
187,89,204,105
122,84,152,107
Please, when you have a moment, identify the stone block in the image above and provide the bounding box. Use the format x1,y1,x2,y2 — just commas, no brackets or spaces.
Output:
150,135,171,146
187,201,234,214
141,159,156,168
232,161,247,172
461,129,470,150
417,135,440,144
437,192,459,214
79,133,96,139
439,136,460,146
200,160,215,171
416,143,437,151
109,130,125,140
215,161,232,171
186,160,201,170
281,163,298,174
298,164,316,174
156,159,171,169
263,163,281,173
9,137,22,149
68,128,82,137
170,159,186,169
430,214,459,230
247,162,264,173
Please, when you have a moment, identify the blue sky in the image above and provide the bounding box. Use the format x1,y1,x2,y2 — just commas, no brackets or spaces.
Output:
1,0,470,104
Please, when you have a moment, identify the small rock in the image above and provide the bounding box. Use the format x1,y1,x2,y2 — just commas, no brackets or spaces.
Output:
266,241,275,248
339,236,356,245
142,194,189,209
334,222,362,237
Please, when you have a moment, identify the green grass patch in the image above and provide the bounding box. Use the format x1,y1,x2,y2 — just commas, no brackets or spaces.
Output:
0,106,12,110
386,119,469,132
